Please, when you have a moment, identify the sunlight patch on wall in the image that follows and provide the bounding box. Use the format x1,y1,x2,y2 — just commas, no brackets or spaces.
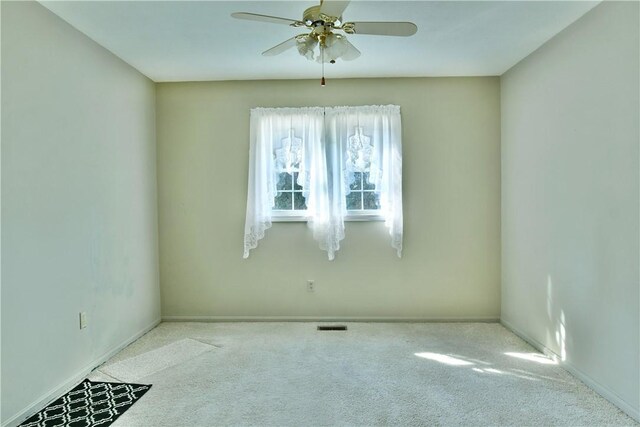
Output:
556,311,567,361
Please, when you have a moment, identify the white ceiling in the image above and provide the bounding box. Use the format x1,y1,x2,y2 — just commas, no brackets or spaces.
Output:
40,1,599,82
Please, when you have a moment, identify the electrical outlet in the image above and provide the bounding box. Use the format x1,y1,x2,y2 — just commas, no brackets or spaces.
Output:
79,312,87,329
307,280,314,291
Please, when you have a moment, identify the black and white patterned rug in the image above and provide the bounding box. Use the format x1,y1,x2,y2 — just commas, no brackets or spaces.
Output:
20,379,151,427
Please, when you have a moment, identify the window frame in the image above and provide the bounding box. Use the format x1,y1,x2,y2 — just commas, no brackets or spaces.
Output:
272,168,385,222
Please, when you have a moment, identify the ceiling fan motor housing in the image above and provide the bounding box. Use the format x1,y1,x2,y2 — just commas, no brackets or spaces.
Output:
303,5,340,28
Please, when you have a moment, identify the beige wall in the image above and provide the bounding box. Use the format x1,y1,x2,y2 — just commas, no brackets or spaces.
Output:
501,1,639,420
1,2,160,424
157,77,501,320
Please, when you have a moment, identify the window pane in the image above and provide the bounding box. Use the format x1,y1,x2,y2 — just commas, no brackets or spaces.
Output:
274,191,292,210
350,172,362,190
293,172,303,191
363,191,380,210
277,172,292,191
346,192,362,210
363,172,376,190
293,192,307,210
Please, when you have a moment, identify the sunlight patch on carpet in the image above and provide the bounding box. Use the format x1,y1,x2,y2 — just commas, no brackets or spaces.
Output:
414,352,475,366
505,352,557,365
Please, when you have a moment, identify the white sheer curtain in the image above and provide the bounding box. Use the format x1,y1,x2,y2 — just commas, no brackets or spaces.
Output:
243,105,403,260
326,105,403,258
243,107,325,258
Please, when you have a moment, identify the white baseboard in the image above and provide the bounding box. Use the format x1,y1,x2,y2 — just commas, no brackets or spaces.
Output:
162,315,500,323
501,318,640,423
2,318,161,427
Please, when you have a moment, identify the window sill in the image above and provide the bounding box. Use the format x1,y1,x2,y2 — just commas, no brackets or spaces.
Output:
272,212,385,222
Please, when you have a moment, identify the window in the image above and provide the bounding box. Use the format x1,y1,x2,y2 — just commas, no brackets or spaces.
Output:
271,128,383,220
344,126,381,217
347,172,380,211
244,105,403,260
272,128,308,218
275,171,307,211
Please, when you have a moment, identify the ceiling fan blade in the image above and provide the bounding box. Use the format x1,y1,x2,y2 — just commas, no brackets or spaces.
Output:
345,21,418,37
262,36,299,56
320,0,351,19
341,38,361,61
231,12,303,27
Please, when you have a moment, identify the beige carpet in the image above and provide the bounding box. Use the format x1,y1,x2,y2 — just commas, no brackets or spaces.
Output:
87,322,636,426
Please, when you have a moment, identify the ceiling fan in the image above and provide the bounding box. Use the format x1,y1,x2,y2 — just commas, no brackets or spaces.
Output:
231,0,418,85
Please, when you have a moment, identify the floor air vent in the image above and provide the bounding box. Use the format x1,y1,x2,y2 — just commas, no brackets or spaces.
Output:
317,325,347,331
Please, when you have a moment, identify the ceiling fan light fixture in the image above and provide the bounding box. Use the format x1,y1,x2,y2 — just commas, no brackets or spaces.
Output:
297,36,318,60
315,33,348,63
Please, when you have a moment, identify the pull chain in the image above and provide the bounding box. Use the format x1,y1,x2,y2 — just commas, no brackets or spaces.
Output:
321,42,326,86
